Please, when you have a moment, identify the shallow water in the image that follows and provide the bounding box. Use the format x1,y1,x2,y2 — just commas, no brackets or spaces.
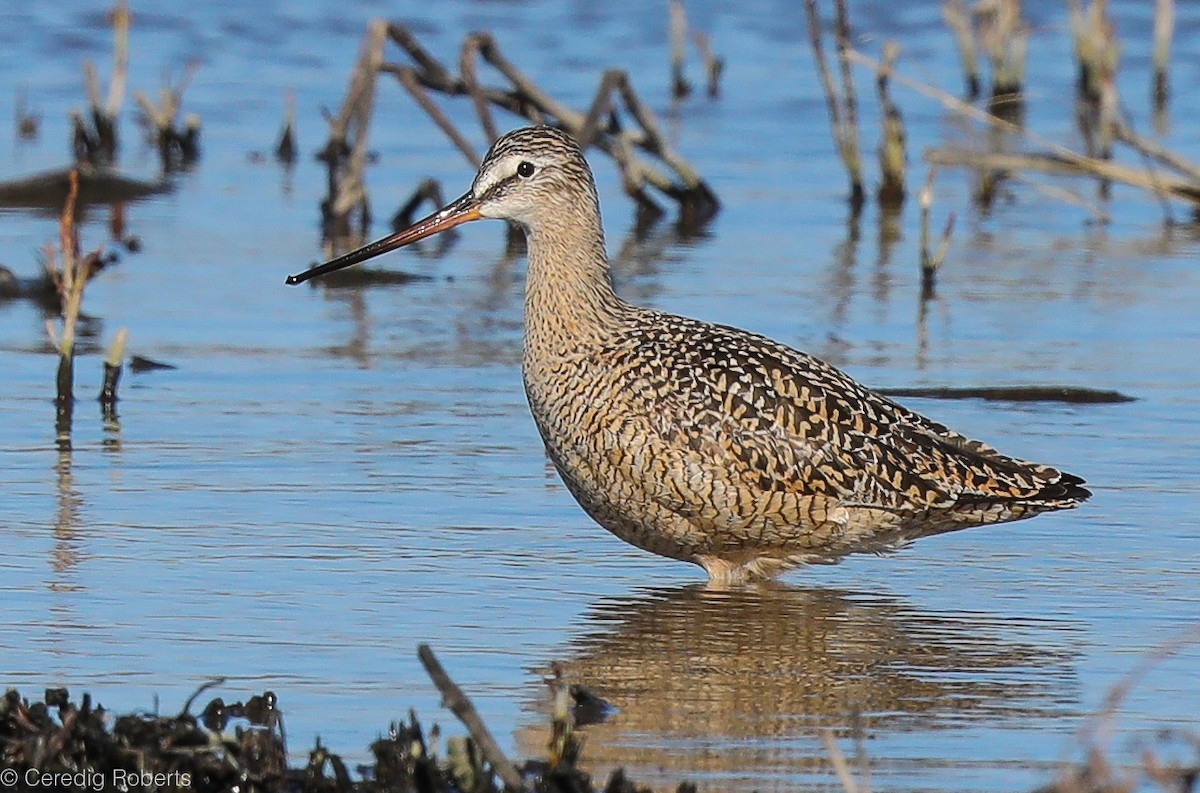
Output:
1,1,1198,791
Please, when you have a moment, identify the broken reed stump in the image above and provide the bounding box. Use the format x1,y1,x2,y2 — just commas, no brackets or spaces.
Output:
134,60,203,171
99,327,128,422
804,0,865,210
275,89,298,165
917,170,954,301
1067,0,1120,171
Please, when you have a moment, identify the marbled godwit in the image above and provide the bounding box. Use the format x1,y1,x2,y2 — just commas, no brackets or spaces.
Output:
288,126,1090,583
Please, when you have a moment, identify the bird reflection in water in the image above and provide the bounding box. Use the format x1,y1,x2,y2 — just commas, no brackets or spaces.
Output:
518,583,1080,791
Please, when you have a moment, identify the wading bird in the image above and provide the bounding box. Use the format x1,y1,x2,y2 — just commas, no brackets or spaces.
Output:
288,126,1089,584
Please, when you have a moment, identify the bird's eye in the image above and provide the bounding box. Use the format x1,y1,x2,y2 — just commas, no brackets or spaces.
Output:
517,161,535,178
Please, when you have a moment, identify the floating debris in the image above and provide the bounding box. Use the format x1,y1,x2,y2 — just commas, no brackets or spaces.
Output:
0,165,170,211
129,354,177,373
881,385,1136,404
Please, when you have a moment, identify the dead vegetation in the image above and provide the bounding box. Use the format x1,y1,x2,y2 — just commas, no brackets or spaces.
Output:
317,19,720,254
4,637,1196,793
0,646,685,793
804,0,1195,303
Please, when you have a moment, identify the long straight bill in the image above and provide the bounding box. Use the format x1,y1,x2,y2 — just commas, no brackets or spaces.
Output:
286,192,482,285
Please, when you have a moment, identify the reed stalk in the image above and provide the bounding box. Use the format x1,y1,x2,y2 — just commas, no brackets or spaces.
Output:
669,0,692,99
805,0,865,209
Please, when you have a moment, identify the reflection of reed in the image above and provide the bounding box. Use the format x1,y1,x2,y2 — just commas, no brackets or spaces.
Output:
520,583,1078,787
51,449,83,590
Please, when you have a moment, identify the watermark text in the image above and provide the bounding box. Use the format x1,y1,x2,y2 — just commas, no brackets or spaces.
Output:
1,767,192,790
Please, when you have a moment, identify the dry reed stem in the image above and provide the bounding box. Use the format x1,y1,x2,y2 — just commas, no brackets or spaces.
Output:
976,0,1027,99
942,0,980,98
693,31,723,97
834,0,865,203
925,148,1200,205
805,0,865,206
1116,120,1200,182
417,644,526,792
1068,0,1120,102
669,0,691,99
84,62,103,115
323,19,387,234
460,34,500,144
393,67,481,166
1010,175,1110,222
1153,0,1174,108
105,0,130,118
57,171,84,360
48,170,86,440
1002,0,1028,93
875,41,906,206
544,665,577,769
76,2,129,165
